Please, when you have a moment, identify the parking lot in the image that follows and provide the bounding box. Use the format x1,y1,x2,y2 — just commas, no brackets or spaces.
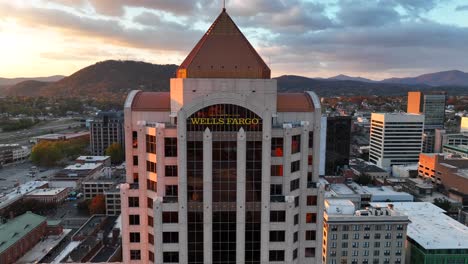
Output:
0,161,60,193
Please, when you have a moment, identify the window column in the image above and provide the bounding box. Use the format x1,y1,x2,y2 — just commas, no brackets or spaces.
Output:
203,128,213,263
236,128,246,262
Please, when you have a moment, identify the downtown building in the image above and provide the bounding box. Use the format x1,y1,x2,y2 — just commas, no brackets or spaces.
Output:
407,91,446,153
322,200,409,264
369,113,424,172
90,111,125,156
120,9,325,264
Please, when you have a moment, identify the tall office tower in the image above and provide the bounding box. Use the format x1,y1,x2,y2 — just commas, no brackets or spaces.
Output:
325,116,352,175
322,200,409,264
90,111,125,155
407,91,446,130
369,113,424,171
407,91,446,153
120,9,325,264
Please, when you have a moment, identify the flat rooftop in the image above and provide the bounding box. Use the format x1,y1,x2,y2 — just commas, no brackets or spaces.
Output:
370,202,468,250
76,156,110,162
330,184,356,195
0,181,48,210
27,187,67,196
0,211,46,254
64,163,102,171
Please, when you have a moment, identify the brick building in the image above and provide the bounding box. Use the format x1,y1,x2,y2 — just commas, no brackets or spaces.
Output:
0,212,47,264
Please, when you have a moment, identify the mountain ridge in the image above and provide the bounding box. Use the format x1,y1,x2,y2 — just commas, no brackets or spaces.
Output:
2,61,467,98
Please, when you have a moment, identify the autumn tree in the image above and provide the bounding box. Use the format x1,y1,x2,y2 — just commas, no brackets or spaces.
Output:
88,194,106,215
105,142,125,164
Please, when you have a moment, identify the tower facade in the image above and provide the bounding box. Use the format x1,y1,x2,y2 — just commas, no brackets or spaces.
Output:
369,113,424,171
120,9,325,264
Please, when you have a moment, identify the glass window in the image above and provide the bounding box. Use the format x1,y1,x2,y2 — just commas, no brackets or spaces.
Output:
163,252,179,263
269,230,285,242
270,211,286,222
305,230,316,240
271,165,283,176
270,184,282,195
132,131,138,148
292,135,301,154
129,214,140,225
130,232,140,243
164,138,177,157
148,215,153,227
306,213,317,223
146,161,157,173
305,247,315,258
146,134,156,153
128,197,139,207
147,197,153,209
148,233,154,245
291,160,300,173
162,212,178,223
133,155,138,166
147,179,157,192
307,195,317,205
166,185,178,196
163,232,179,243
269,250,285,261
130,250,141,260
165,165,178,177
149,251,154,262
290,178,300,191
271,138,284,157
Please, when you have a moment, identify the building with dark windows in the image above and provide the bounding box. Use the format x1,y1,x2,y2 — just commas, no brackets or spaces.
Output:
369,113,424,172
120,8,325,264
325,116,352,175
90,111,125,156
407,91,446,153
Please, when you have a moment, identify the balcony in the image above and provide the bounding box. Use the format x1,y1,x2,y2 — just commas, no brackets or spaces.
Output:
307,182,318,188
129,183,139,189
270,195,286,203
163,196,178,203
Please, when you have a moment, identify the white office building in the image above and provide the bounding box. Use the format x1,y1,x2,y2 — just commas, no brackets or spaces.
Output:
369,113,424,172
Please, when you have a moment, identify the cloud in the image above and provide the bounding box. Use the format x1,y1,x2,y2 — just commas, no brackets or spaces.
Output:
0,3,202,52
336,0,401,27
455,5,468,11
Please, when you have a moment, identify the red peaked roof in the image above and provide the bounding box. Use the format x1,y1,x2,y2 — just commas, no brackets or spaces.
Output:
177,9,270,79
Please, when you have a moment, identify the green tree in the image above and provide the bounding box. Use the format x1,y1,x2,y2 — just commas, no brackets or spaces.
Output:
105,142,124,164
433,198,452,211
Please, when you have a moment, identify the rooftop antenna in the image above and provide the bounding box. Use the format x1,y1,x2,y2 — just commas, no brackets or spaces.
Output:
223,0,226,11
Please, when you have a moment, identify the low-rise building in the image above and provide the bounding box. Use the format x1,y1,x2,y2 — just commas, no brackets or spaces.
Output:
401,178,433,197
24,187,69,204
371,202,468,263
350,159,390,180
50,163,104,189
75,156,111,166
391,164,418,178
0,212,47,264
362,186,414,203
323,200,409,264
418,153,468,202
0,144,30,165
443,144,468,158
104,186,121,216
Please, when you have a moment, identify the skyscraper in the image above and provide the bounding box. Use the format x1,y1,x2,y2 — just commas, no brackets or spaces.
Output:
369,113,424,171
407,91,446,130
120,9,325,264
90,111,125,156
325,116,352,175
407,91,446,153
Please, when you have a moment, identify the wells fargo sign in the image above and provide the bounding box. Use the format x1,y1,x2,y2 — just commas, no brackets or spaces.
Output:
190,117,260,125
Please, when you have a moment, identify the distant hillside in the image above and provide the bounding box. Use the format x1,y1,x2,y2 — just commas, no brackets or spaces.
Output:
328,74,376,83
4,61,468,98
382,70,468,86
275,75,468,97
4,80,49,96
0,75,64,86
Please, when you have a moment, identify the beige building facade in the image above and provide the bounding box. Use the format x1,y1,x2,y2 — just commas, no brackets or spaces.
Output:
120,9,325,264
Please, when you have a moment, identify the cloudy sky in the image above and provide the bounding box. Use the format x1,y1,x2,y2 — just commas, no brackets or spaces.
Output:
1,0,468,79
